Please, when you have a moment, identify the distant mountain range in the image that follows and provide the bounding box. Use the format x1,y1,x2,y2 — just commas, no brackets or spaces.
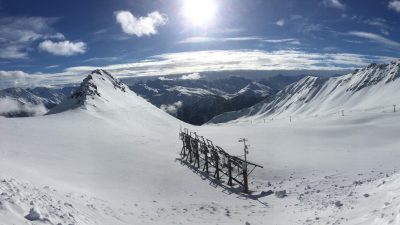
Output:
209,60,400,123
2,59,399,125
130,75,304,125
0,74,304,124
0,86,75,117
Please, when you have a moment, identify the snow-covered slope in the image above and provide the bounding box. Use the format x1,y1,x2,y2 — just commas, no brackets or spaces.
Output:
209,60,400,123
0,69,189,224
3,68,400,224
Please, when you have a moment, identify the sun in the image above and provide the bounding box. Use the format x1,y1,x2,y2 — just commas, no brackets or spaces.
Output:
181,0,217,27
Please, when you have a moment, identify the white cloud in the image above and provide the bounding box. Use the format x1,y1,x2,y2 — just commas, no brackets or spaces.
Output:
0,97,47,117
365,18,387,28
262,39,301,45
83,56,121,63
363,18,390,36
322,46,339,52
64,50,395,79
347,31,400,48
115,11,167,37
178,36,217,44
0,50,396,89
45,65,60,69
0,70,84,90
0,46,28,59
224,37,262,41
39,40,87,56
381,29,390,36
160,101,183,116
179,36,261,44
44,32,65,40
181,72,202,80
389,0,400,12
178,36,299,44
92,29,108,35
0,17,63,59
323,0,346,10
0,70,29,79
218,28,244,34
0,70,47,89
276,19,285,26
158,77,173,81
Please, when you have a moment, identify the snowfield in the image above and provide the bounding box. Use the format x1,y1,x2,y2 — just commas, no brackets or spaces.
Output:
1,69,400,224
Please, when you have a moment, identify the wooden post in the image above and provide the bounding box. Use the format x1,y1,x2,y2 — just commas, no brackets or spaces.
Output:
228,159,233,186
243,163,249,193
215,154,220,180
196,148,200,168
204,149,209,173
180,133,186,157
193,143,199,168
394,104,396,113
188,139,193,163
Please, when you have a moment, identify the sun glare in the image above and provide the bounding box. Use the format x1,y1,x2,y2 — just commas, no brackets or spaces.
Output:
181,0,217,27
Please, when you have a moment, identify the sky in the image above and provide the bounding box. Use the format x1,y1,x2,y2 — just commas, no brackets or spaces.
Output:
0,0,400,88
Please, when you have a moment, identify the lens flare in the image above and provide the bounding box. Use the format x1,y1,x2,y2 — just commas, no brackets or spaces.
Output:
181,0,217,27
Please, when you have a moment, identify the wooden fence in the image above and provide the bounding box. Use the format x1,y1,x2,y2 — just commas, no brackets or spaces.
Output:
179,128,263,193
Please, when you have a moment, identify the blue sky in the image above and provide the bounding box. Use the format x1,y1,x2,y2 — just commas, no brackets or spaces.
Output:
0,0,400,88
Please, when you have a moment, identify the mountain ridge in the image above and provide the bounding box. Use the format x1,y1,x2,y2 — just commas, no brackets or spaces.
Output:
209,60,400,123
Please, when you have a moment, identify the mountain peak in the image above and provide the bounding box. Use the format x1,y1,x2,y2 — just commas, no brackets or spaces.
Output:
47,69,129,114
236,82,272,96
70,69,126,101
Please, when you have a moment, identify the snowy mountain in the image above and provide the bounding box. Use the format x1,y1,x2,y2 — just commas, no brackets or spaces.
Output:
130,76,295,125
3,67,400,224
234,82,273,97
209,60,400,123
0,74,300,123
0,87,71,117
225,82,274,113
0,86,74,108
47,69,176,118
0,69,187,225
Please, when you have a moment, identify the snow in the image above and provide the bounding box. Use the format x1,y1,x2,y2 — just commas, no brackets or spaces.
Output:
167,86,217,96
1,68,400,224
210,60,400,123
235,82,272,97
